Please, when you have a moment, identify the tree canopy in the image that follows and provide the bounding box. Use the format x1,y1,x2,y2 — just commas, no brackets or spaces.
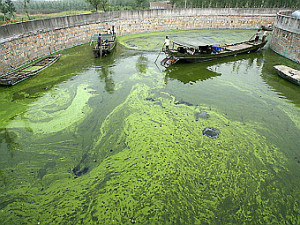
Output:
0,0,16,20
10,0,299,16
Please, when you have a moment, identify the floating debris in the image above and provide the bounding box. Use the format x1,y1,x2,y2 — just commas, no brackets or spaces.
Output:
174,100,193,106
195,111,210,120
145,97,156,101
202,127,220,138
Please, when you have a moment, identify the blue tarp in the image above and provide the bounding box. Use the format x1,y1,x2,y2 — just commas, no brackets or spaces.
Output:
212,46,222,53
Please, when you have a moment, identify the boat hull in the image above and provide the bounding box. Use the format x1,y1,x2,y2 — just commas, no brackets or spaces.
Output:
90,33,116,58
0,54,61,86
167,41,267,63
92,42,116,58
274,65,300,86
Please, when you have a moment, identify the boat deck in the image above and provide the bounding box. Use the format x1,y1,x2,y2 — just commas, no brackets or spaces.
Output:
225,43,253,51
274,65,300,85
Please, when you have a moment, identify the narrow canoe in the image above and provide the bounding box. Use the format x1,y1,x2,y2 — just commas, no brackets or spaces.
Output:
0,54,62,86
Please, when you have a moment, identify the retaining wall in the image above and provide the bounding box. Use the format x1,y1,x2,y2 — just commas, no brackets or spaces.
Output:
270,11,300,63
0,8,280,74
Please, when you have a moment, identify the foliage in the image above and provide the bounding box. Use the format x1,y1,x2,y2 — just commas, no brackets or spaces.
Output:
100,0,109,11
135,0,147,8
85,0,101,11
23,0,31,19
13,0,92,14
8,0,300,19
0,0,16,21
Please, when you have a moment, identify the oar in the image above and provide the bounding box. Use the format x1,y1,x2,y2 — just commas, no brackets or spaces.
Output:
249,33,256,41
154,43,165,63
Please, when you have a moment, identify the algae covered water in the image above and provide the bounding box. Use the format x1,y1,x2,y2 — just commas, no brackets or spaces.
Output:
0,29,299,224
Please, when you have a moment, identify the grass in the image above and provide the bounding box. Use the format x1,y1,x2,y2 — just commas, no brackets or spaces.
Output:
17,10,95,21
1,10,96,23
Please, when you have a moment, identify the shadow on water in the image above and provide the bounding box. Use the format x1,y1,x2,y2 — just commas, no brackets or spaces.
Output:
96,65,116,94
164,63,221,84
92,43,140,94
0,170,7,186
136,54,149,74
0,128,19,159
163,50,266,84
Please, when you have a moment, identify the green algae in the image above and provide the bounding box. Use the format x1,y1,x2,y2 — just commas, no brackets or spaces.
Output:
7,83,95,134
0,44,94,130
23,65,43,72
0,29,299,225
1,82,298,224
118,29,255,52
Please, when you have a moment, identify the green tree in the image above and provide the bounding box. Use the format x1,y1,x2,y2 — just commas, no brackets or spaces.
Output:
85,0,109,11
0,0,16,21
100,0,109,11
24,0,31,20
135,0,145,8
169,0,179,8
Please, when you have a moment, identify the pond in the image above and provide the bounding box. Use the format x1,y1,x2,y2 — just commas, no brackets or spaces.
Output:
0,29,299,224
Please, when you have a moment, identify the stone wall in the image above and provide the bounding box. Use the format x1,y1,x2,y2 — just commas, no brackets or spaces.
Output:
270,11,300,63
0,8,280,74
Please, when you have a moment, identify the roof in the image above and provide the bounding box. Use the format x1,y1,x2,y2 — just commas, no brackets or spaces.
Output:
91,34,114,41
172,40,220,48
172,40,198,48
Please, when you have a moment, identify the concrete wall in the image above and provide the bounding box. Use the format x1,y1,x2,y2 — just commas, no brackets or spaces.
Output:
0,8,280,74
270,10,300,63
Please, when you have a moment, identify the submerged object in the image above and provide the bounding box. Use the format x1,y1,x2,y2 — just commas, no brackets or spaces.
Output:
202,127,220,138
274,65,300,86
161,34,268,67
195,111,210,120
0,54,61,86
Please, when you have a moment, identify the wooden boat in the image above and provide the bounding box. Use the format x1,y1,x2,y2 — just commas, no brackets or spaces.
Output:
0,54,61,86
161,38,268,67
274,65,300,86
90,33,116,58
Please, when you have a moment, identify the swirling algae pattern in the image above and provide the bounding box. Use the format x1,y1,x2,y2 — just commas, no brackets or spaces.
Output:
6,83,94,135
2,79,298,224
1,36,299,223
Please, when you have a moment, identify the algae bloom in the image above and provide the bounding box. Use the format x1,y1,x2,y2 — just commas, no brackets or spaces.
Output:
0,29,299,225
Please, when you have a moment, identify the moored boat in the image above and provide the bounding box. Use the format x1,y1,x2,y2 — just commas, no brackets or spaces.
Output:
0,54,62,86
161,35,268,67
90,30,116,58
274,65,300,86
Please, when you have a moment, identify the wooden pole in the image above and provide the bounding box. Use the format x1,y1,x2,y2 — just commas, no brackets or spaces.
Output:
100,44,102,59
154,43,165,63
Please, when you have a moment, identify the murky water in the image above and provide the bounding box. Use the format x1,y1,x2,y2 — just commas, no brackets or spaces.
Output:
0,29,299,224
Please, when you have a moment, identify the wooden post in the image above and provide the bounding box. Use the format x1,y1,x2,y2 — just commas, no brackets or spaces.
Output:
100,45,102,59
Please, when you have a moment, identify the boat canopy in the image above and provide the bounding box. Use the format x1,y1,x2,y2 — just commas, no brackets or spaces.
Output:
172,40,222,48
291,10,300,19
172,40,198,48
91,34,114,41
171,40,222,54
